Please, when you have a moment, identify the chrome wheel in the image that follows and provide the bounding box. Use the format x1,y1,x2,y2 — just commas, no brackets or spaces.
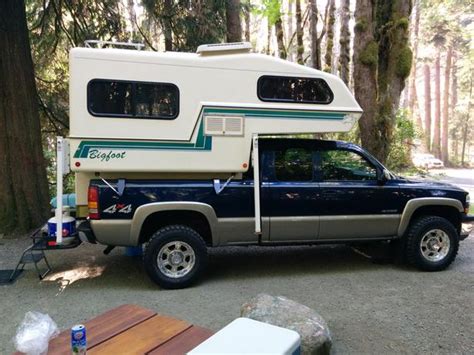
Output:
420,229,451,262
157,241,195,278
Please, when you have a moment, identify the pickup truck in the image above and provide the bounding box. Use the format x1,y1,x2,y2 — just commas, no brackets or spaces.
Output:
78,138,473,289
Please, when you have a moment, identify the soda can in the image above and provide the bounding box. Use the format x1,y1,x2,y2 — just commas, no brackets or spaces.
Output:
71,324,87,354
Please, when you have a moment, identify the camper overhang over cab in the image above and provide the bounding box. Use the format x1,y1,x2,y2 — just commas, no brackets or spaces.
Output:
68,42,362,214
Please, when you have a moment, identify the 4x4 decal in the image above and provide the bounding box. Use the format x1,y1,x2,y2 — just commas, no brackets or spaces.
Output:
103,203,132,214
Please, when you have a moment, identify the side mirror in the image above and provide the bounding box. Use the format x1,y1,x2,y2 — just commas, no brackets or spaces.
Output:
377,168,388,185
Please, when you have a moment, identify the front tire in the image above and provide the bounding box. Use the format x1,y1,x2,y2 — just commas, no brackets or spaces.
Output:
405,216,459,271
144,225,208,289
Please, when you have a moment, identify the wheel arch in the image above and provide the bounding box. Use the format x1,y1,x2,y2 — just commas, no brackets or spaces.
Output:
130,202,219,246
398,198,463,236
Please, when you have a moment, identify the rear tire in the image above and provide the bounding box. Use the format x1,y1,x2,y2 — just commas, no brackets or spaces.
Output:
405,216,459,271
144,225,208,289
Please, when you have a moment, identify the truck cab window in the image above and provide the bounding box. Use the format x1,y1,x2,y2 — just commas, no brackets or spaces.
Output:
275,148,313,181
320,149,377,181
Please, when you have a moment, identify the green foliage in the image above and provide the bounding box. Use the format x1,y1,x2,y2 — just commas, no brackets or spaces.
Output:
354,19,368,32
396,46,413,78
386,110,418,171
253,0,282,26
396,17,410,30
359,41,379,67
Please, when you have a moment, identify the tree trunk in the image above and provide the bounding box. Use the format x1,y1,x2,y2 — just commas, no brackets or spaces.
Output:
423,64,432,151
353,0,378,158
309,0,321,69
266,21,271,55
162,0,173,51
461,75,472,166
287,0,294,61
225,0,242,43
408,0,420,114
275,16,287,59
324,0,336,72
243,1,250,42
433,51,441,158
0,0,50,234
450,57,458,161
295,0,304,65
441,45,452,163
339,0,351,85
354,0,412,163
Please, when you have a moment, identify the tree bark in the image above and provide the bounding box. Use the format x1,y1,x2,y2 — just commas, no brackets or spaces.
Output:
408,0,420,114
354,0,413,163
243,1,250,42
225,0,242,43
324,0,336,72
450,57,458,161
423,63,432,151
0,0,50,234
275,16,287,59
295,0,304,65
266,21,271,55
339,0,351,84
309,0,321,69
433,51,441,158
461,74,472,166
353,0,378,158
162,0,173,51
441,45,452,163
287,0,294,61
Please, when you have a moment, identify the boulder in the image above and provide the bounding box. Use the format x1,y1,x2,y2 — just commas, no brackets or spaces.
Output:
241,294,332,355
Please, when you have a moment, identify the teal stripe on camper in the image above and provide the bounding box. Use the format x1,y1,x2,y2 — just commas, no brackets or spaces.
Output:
73,107,347,158
203,107,346,120
74,121,210,158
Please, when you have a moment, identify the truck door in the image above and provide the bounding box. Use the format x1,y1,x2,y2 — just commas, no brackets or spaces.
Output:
261,146,321,242
316,148,401,239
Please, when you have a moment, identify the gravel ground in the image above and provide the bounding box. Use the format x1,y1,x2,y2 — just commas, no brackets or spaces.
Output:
1,235,473,354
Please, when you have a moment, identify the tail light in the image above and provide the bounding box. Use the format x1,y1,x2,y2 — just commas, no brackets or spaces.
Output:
88,186,100,219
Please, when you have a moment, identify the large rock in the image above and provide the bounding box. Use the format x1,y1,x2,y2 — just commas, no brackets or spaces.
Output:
241,294,332,355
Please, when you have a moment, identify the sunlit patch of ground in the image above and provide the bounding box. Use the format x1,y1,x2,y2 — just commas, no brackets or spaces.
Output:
43,263,105,294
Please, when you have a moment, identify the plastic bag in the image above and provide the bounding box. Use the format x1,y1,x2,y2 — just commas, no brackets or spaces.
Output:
14,311,59,355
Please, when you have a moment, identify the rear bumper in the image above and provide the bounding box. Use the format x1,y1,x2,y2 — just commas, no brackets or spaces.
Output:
460,214,474,241
77,220,97,244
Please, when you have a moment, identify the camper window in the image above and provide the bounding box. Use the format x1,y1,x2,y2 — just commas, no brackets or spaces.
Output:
88,79,179,119
257,76,333,104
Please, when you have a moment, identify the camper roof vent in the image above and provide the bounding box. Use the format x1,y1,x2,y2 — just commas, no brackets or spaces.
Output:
197,42,252,55
84,40,145,50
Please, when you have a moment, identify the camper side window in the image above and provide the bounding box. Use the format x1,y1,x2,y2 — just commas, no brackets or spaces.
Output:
88,79,179,119
257,76,333,104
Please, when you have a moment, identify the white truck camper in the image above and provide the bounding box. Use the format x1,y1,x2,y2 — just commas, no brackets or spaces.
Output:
64,41,361,224
45,41,471,290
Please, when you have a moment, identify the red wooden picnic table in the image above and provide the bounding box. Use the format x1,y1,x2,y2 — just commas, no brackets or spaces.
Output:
14,304,214,355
